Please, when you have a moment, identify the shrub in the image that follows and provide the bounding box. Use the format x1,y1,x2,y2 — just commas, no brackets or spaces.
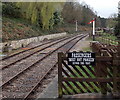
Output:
114,14,120,38
2,2,21,18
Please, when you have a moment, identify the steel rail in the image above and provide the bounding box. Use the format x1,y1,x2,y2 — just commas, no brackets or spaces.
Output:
23,34,88,99
1,34,76,70
1,36,71,61
1,34,86,88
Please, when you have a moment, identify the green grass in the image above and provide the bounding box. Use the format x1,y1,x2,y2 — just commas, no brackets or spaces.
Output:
96,32,118,45
96,37,118,45
82,47,91,52
101,33,117,40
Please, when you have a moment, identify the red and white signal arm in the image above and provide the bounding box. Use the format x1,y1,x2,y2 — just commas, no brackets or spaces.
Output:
88,18,96,24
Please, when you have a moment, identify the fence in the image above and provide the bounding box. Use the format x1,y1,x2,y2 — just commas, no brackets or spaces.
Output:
58,42,120,98
91,42,120,96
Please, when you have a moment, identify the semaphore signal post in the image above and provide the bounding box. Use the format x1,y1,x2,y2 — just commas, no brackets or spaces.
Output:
88,18,96,41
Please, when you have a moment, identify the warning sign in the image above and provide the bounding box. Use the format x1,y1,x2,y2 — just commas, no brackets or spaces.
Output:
67,52,95,65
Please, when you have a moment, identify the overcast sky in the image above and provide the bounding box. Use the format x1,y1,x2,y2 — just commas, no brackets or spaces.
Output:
79,0,120,18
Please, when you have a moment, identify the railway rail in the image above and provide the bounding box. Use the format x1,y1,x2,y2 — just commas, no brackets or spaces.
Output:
1,34,76,70
2,34,81,86
1,35,78,84
1,33,88,99
0,36,70,61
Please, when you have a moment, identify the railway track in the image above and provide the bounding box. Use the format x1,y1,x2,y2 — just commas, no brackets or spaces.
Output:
2,34,79,85
2,35,77,85
1,34,88,99
1,34,76,70
0,36,69,61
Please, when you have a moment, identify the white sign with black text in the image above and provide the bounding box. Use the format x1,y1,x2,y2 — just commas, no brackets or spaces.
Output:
67,52,95,65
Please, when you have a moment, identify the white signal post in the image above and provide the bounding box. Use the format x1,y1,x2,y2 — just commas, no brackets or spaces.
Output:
76,20,78,32
93,18,95,41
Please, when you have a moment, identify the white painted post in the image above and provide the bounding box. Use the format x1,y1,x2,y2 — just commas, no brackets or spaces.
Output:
93,18,95,41
76,20,78,32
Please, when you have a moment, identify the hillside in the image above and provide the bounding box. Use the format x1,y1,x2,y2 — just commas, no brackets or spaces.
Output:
2,17,91,42
2,17,43,42
2,2,98,42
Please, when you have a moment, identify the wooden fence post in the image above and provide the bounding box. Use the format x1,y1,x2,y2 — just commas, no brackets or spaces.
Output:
118,41,120,56
95,50,105,94
58,52,63,98
117,41,120,94
112,39,120,97
98,50,108,94
112,52,118,96
101,50,108,94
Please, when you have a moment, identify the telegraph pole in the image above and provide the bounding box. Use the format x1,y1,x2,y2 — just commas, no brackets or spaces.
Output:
76,20,78,32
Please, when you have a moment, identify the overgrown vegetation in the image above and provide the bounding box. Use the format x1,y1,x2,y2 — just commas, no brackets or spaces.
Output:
2,2,64,30
2,17,42,41
2,2,110,42
106,13,118,28
114,14,120,38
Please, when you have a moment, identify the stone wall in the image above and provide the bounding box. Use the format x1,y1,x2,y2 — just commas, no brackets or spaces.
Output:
0,32,67,52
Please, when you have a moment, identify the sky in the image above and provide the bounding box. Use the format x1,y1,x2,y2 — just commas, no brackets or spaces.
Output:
79,0,120,18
